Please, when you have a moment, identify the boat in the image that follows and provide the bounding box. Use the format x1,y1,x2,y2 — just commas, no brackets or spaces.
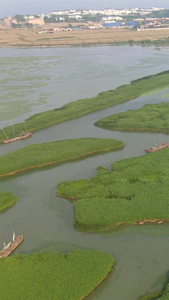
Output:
0,234,23,258
145,142,168,153
3,132,32,144
2,123,32,144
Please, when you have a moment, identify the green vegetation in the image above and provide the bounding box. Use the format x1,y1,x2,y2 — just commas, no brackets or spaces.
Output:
0,138,123,177
44,14,103,23
1,70,169,142
147,9,169,18
0,191,18,211
0,250,114,300
139,290,162,300
142,283,169,300
57,149,169,232
157,283,169,299
95,102,169,133
135,37,169,46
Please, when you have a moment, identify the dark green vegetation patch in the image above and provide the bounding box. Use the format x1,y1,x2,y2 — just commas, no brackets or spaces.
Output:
57,149,169,232
139,290,162,300
0,191,18,211
1,70,169,142
95,102,169,133
0,250,114,300
157,283,169,299
142,284,169,300
0,138,123,177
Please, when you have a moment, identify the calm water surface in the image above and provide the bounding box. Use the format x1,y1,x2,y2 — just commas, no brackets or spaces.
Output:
1,46,169,300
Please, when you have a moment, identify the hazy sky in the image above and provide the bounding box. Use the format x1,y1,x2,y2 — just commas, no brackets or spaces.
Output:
1,0,169,18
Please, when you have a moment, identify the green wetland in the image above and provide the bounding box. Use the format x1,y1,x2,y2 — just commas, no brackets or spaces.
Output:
0,251,114,300
57,149,169,232
0,138,123,177
1,47,169,300
0,191,18,211
95,102,169,133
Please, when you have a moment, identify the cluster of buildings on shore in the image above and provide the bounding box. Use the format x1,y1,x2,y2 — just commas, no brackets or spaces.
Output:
1,7,169,31
1,16,45,27
2,16,44,27
47,7,163,19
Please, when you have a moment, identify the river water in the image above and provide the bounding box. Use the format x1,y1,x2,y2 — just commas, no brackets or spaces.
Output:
1,46,169,300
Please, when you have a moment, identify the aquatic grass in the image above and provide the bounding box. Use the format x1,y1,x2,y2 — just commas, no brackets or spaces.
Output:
0,191,18,211
0,138,123,177
57,149,169,232
1,70,169,142
0,250,115,300
157,283,169,299
139,290,162,299
95,102,169,133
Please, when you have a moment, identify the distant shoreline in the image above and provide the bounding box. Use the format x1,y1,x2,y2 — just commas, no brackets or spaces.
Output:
1,27,169,48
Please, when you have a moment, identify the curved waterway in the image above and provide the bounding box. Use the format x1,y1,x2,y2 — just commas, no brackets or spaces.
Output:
1,46,169,300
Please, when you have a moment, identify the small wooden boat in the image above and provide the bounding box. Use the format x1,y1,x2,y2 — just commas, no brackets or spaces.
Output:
145,142,168,153
0,235,23,258
3,132,32,144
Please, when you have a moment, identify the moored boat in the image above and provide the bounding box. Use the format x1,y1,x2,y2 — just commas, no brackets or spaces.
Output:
0,235,23,258
3,132,32,144
145,142,168,153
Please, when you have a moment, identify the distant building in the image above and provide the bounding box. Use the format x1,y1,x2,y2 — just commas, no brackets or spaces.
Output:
3,17,12,26
11,19,18,25
103,21,137,28
26,16,44,26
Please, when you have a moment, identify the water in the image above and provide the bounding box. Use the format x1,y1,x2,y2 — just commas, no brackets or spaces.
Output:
1,45,169,300
1,45,169,128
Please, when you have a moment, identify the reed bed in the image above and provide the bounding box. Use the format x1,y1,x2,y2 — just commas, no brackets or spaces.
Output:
157,284,169,299
95,102,169,133
139,290,162,300
0,250,114,300
0,191,18,211
0,138,123,177
57,149,169,232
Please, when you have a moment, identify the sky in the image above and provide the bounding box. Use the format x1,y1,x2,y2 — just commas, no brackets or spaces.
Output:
1,0,169,18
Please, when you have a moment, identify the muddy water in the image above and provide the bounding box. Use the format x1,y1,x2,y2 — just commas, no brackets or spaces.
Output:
1,46,169,300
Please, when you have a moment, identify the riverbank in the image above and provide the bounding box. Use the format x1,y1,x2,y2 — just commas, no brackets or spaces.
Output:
1,27,169,47
1,70,169,143
0,138,123,178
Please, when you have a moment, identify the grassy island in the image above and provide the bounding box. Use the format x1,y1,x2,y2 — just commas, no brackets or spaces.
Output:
0,138,123,178
0,250,114,300
1,70,169,142
0,191,18,211
57,148,169,232
95,102,169,133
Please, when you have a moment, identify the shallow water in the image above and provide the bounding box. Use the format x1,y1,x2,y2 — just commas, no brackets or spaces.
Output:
1,45,169,300
1,45,169,128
